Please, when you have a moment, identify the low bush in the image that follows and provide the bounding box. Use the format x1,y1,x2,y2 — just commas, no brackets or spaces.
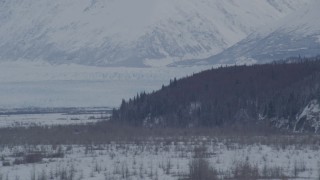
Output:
188,158,218,180
2,160,10,166
13,152,43,165
231,160,259,180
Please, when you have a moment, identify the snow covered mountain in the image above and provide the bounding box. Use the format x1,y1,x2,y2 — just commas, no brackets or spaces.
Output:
0,0,311,67
181,0,320,66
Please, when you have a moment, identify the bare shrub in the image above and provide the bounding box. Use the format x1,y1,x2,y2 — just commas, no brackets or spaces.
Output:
165,159,172,175
187,158,218,180
193,145,208,158
93,161,101,173
293,159,306,177
13,152,43,165
38,169,47,180
25,153,43,164
13,158,25,165
53,164,75,180
2,161,10,166
68,164,76,180
261,164,286,179
121,162,130,179
30,166,36,180
317,161,320,180
231,160,259,180
1,121,320,147
46,147,64,158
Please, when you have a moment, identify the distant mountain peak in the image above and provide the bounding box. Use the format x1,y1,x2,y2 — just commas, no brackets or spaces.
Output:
178,0,319,67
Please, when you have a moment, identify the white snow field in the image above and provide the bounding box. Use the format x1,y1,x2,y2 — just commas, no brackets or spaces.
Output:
0,61,210,108
0,113,101,128
0,107,111,128
0,138,319,180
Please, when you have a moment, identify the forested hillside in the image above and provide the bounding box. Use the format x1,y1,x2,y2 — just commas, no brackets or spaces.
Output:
112,57,320,132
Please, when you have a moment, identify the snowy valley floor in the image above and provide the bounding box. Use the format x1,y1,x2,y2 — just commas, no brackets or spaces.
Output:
1,62,320,179
0,123,320,180
0,61,210,108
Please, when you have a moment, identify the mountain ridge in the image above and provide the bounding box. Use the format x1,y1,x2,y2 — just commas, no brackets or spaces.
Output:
0,0,311,67
176,0,320,66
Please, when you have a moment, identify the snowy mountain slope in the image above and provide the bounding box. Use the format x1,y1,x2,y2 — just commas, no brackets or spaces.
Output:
0,0,311,67
180,0,320,66
295,100,320,133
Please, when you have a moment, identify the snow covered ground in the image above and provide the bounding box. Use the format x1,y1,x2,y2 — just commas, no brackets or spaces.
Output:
0,113,101,128
0,61,210,108
0,107,111,128
0,138,319,180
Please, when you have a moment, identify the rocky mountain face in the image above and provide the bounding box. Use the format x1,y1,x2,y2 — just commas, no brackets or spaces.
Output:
0,0,311,67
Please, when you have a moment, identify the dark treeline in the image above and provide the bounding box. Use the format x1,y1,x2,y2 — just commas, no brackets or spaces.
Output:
112,57,320,132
